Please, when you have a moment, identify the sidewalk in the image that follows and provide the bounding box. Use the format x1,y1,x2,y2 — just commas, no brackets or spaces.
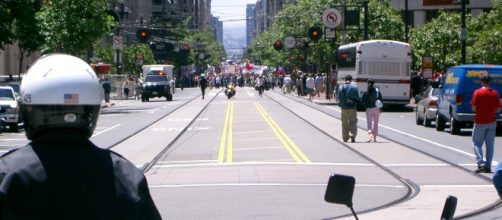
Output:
282,89,338,105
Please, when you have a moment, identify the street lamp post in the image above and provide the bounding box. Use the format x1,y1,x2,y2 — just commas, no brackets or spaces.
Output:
114,3,129,75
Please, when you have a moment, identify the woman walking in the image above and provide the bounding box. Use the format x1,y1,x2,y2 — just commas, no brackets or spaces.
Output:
362,79,383,142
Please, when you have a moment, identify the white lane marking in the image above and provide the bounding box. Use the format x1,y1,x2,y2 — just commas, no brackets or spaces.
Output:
150,161,487,169
422,185,494,188
149,183,405,188
91,124,121,137
326,106,497,165
151,162,376,169
0,139,27,141
157,160,217,164
384,164,449,167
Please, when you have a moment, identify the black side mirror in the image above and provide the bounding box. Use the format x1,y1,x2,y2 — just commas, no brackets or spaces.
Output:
325,174,358,220
440,195,457,220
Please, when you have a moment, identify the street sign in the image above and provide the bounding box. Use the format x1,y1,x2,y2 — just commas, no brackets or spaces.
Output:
322,8,342,29
135,52,144,65
325,28,336,39
113,36,123,50
284,36,296,49
295,38,304,47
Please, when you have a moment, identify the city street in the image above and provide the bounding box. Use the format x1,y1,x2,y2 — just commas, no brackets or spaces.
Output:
1,87,499,219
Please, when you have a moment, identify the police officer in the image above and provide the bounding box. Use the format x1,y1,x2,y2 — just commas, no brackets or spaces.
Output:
0,54,161,219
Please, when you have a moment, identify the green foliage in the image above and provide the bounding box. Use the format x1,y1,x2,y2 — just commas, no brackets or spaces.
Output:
409,11,462,71
11,0,44,55
366,0,404,41
410,1,502,71
122,44,155,76
36,0,115,55
183,30,225,69
0,1,15,49
468,0,502,64
249,0,405,72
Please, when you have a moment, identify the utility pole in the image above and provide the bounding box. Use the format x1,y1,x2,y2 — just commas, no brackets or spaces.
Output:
460,0,467,64
363,0,369,40
404,0,409,42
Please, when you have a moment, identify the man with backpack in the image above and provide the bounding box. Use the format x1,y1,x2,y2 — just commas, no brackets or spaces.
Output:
337,75,360,143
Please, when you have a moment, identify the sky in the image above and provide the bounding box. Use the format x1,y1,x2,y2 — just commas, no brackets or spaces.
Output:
211,0,257,28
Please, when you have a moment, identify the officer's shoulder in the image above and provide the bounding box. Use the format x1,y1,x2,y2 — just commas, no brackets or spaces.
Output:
108,151,143,171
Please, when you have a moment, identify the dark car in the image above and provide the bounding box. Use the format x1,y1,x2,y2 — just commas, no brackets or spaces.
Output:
141,72,173,102
415,86,439,127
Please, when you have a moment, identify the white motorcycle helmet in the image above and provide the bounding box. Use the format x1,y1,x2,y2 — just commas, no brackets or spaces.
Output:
21,54,102,141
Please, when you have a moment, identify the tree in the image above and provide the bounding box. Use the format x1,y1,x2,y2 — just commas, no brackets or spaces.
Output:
468,0,502,64
250,0,405,72
0,0,15,50
122,44,155,76
36,0,115,55
409,11,462,72
10,0,44,75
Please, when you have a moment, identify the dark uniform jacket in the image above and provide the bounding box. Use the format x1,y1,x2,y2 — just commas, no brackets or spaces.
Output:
0,141,161,220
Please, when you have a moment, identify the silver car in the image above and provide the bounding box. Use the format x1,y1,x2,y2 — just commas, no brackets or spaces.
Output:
0,86,20,131
415,86,440,127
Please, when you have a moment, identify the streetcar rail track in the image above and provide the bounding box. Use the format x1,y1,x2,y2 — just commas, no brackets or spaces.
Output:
263,91,419,219
265,90,502,218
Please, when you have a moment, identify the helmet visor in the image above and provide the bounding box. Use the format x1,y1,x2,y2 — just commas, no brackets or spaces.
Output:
22,105,100,140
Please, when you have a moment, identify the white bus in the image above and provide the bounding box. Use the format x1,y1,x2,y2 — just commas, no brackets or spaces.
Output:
337,40,411,106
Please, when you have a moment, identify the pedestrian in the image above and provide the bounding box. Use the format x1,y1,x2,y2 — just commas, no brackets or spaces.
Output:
410,71,423,102
169,77,175,94
493,160,502,199
296,74,303,97
362,79,383,142
337,74,360,143
135,78,143,100
471,75,501,173
0,54,161,219
199,73,208,99
315,74,324,97
122,77,132,100
306,74,315,101
255,75,265,97
102,77,111,103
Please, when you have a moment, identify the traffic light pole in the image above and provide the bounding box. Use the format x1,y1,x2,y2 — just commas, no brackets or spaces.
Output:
460,0,466,64
364,0,369,40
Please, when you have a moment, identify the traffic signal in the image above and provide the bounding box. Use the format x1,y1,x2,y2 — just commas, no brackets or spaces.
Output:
308,26,323,41
136,28,150,43
273,40,283,51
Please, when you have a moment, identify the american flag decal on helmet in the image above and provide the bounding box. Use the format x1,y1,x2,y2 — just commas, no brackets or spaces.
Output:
64,94,79,104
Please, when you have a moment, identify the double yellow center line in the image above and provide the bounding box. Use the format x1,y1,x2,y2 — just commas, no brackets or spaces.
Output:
255,102,311,163
218,102,311,163
218,102,234,163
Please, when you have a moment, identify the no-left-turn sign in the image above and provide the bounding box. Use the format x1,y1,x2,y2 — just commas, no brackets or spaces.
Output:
322,8,342,29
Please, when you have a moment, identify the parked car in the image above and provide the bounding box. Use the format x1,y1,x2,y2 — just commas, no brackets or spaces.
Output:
415,85,440,127
0,86,20,131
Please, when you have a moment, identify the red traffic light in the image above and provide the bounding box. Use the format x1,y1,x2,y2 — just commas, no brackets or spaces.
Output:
181,43,190,50
273,40,283,51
